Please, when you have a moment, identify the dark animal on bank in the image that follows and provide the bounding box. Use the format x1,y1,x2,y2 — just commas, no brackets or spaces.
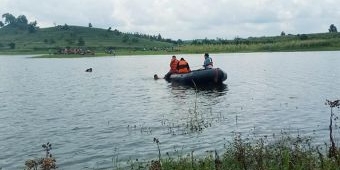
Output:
85,68,92,72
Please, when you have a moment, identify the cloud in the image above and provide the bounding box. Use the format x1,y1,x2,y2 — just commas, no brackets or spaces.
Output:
1,0,340,39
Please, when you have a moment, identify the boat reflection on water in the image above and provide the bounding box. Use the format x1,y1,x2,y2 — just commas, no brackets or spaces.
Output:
164,83,229,135
170,82,228,92
162,74,229,135
168,82,228,99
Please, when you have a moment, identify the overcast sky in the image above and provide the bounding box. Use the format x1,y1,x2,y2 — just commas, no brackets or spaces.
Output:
0,0,339,40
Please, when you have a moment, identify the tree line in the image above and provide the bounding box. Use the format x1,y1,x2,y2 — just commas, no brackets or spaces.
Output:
0,13,39,33
190,24,339,46
1,12,338,46
0,12,183,46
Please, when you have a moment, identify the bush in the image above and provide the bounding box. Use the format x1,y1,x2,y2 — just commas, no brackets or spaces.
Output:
8,42,15,49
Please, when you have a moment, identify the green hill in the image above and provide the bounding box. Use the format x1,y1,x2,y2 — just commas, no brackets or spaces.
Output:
1,22,340,56
0,24,176,55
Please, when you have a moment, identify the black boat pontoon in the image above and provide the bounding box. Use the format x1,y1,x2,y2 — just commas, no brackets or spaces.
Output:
165,68,227,86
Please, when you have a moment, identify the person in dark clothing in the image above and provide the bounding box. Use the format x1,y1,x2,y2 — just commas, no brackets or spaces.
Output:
203,53,213,69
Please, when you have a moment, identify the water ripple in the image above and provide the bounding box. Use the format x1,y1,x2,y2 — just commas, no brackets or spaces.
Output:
0,52,340,169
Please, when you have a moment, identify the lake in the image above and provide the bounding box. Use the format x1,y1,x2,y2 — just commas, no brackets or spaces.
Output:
0,51,340,169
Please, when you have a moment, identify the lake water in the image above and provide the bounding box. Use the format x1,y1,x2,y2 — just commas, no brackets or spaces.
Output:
0,51,340,169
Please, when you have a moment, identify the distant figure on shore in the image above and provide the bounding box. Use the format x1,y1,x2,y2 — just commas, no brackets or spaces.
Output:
85,68,92,72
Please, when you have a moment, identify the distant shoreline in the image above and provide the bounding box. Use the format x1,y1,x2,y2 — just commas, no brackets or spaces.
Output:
1,45,340,58
2,24,340,58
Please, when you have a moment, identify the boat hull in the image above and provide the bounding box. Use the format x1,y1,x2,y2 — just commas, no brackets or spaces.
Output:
165,68,227,86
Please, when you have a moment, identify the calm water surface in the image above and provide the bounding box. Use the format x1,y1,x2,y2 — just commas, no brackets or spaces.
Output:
0,52,340,169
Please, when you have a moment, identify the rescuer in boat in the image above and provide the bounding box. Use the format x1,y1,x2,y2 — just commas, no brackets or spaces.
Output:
203,53,213,69
177,58,191,73
164,55,179,79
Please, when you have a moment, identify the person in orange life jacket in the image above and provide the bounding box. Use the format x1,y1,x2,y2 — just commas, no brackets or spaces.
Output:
177,58,191,73
203,53,213,69
169,55,179,73
164,55,179,79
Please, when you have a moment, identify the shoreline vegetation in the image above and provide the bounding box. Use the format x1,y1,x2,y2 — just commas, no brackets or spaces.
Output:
2,35,340,58
23,100,340,170
1,13,340,58
3,40,340,58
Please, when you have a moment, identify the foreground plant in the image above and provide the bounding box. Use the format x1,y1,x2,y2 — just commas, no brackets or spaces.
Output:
145,134,335,170
325,99,340,164
149,138,162,170
22,100,340,170
25,142,57,170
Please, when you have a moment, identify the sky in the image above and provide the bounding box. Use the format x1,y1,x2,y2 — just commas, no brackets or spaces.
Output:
0,0,339,40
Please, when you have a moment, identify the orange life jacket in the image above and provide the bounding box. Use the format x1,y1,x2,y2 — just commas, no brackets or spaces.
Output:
177,60,190,73
170,59,179,72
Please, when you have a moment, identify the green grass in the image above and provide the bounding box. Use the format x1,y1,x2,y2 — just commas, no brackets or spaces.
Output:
24,133,340,170
0,25,174,55
1,24,340,57
122,133,340,170
177,36,340,54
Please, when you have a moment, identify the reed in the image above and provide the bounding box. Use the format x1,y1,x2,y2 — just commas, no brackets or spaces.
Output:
144,99,340,170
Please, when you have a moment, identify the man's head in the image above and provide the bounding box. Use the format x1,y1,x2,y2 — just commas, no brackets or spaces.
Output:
154,74,159,80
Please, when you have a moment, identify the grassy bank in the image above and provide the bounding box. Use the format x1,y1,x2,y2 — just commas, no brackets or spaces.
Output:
9,39,340,58
178,40,340,54
147,134,337,170
33,50,180,58
1,23,340,58
177,33,340,54
24,132,340,170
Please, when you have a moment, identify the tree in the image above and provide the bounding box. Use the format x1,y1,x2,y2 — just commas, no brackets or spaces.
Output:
281,31,286,36
122,34,129,43
191,39,199,45
16,15,28,24
65,38,74,45
28,21,38,33
0,21,4,28
49,38,55,44
88,23,92,28
157,33,162,40
78,37,85,46
107,27,111,32
113,29,121,35
329,24,337,33
8,42,15,49
62,24,69,30
131,37,139,43
298,34,308,40
2,13,16,25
